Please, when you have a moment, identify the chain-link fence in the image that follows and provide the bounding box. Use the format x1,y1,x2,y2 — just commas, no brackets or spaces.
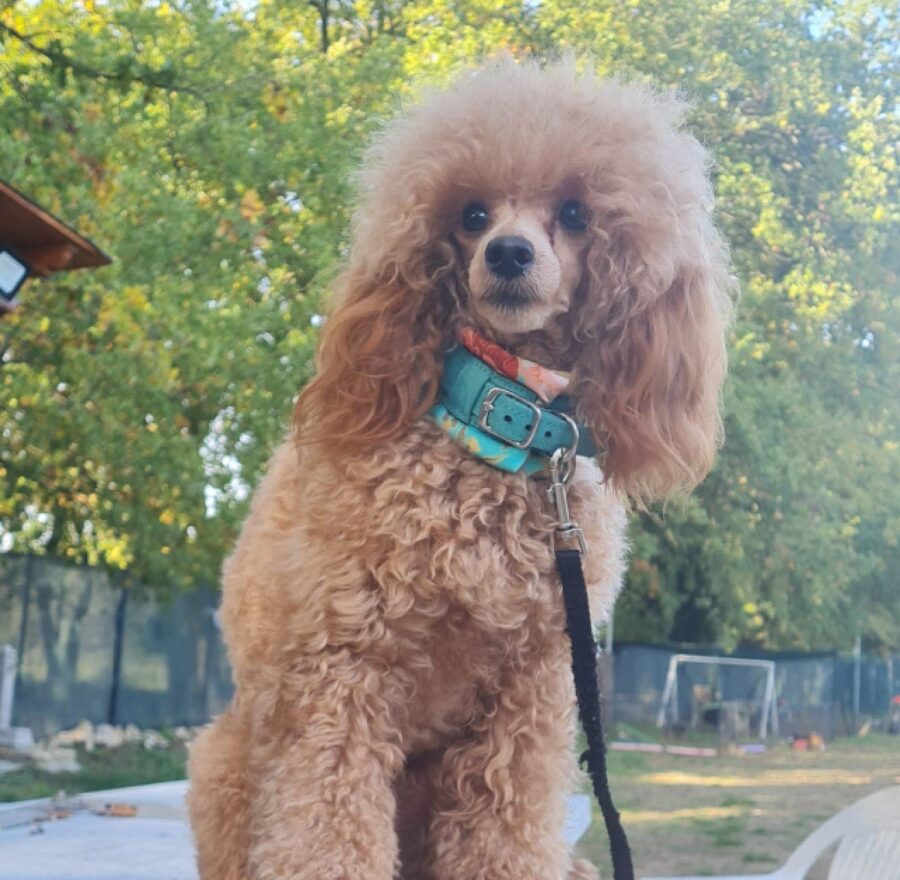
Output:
1,554,896,740
0,554,231,739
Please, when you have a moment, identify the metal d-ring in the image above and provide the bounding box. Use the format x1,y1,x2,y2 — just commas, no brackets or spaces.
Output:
552,411,581,485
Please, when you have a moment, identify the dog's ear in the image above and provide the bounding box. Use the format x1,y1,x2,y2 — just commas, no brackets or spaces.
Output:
572,159,734,502
294,249,457,457
295,95,472,457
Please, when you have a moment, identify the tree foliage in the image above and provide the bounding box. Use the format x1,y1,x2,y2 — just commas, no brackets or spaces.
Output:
1,0,896,650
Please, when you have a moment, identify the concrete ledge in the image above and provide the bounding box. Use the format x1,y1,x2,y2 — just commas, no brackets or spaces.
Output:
0,781,197,880
1,781,592,879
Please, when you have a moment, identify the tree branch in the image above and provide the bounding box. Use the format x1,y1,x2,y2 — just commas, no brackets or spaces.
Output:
307,0,329,53
0,21,210,108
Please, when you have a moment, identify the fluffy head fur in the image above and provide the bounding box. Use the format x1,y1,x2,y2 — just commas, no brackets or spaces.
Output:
295,57,733,500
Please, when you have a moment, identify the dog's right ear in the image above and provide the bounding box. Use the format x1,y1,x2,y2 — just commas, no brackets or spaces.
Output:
293,256,455,457
295,84,467,456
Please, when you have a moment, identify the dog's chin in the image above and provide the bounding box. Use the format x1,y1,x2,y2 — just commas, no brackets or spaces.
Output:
472,288,555,335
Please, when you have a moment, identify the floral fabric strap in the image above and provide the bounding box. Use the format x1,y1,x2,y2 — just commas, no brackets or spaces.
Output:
459,328,571,403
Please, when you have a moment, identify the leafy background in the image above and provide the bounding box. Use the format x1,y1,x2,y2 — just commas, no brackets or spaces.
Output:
1,0,897,652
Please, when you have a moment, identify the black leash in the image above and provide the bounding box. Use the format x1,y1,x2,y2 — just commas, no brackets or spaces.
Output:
545,442,633,880
556,547,634,880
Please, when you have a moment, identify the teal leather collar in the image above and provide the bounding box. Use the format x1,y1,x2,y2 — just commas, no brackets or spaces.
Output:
427,346,597,474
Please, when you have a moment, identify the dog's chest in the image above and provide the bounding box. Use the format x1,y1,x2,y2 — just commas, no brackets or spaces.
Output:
379,449,571,745
398,593,561,752
310,427,626,741
341,425,616,639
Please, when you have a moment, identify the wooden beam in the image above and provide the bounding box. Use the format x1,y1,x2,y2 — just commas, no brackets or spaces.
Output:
21,244,77,275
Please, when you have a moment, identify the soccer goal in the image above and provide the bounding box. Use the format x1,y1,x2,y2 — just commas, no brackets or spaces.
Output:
655,653,779,739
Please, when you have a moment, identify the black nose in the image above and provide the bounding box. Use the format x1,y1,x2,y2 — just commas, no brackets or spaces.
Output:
485,236,534,279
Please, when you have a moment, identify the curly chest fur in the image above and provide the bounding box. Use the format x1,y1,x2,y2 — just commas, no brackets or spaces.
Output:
221,422,627,743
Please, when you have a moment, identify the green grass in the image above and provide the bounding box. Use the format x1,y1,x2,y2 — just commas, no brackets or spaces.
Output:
614,720,729,748
578,732,900,878
0,741,187,802
720,794,755,808
828,733,897,753
743,851,774,864
605,749,651,777
699,814,747,848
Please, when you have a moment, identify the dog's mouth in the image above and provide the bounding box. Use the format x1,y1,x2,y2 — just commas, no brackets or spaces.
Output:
482,280,540,312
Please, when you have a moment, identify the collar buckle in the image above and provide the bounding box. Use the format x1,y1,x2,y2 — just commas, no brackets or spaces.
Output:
478,386,543,449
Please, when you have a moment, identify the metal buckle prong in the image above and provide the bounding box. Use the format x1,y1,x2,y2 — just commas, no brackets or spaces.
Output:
478,387,543,450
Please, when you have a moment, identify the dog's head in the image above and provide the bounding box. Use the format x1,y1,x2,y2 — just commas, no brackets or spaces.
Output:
296,59,734,501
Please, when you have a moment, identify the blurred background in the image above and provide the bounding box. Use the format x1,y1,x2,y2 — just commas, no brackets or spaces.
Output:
0,1,897,876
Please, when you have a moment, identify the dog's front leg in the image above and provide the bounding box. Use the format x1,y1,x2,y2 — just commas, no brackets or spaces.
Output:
246,653,403,880
424,648,584,880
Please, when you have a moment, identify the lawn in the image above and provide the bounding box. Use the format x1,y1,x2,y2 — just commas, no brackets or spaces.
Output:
579,734,900,879
0,740,188,803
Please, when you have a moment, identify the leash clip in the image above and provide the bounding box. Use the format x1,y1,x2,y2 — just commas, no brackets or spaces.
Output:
548,441,587,556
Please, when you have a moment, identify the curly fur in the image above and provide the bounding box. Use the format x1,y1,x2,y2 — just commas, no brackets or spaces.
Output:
189,57,732,880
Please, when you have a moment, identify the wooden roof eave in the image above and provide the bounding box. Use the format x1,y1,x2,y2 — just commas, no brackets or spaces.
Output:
0,180,112,275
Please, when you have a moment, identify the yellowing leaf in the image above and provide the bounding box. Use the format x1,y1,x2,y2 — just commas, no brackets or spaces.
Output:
240,189,265,223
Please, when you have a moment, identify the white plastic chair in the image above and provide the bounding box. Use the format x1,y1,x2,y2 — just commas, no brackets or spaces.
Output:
641,786,900,880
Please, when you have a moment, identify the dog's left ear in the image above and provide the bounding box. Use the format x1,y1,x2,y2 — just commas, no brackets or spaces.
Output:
572,148,734,502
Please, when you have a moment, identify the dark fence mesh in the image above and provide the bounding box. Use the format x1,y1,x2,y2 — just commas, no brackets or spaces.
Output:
608,643,673,726
15,558,118,738
0,554,896,739
609,642,898,739
116,587,232,730
0,555,26,648
773,653,838,739
0,554,232,739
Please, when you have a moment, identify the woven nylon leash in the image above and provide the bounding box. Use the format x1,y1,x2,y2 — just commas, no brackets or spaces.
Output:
547,449,635,880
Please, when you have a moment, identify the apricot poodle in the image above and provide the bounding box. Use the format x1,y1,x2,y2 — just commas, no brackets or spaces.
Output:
188,58,732,880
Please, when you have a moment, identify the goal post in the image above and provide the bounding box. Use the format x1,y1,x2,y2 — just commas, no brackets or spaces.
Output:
655,653,779,739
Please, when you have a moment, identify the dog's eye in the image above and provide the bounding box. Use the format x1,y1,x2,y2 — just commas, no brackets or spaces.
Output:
559,200,588,232
462,203,489,233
